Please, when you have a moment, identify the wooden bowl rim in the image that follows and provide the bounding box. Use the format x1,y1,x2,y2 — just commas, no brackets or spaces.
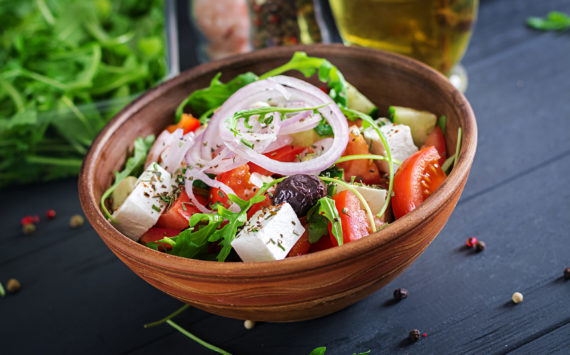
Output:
79,44,477,279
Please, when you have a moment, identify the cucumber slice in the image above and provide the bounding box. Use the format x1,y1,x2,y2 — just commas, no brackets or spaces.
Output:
290,129,320,146
111,176,138,211
347,83,378,116
389,106,437,146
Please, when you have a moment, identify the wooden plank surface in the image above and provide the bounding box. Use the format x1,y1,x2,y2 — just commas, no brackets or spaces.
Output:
1,0,569,354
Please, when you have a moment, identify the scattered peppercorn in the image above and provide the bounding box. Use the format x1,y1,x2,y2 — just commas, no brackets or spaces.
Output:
563,267,570,280
6,278,21,293
475,240,486,252
511,292,523,304
465,237,478,248
244,320,256,330
409,329,421,342
22,223,36,235
69,214,84,228
21,215,40,226
46,209,56,220
393,288,409,301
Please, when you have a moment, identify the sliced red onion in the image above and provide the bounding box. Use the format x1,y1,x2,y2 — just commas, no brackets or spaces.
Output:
279,112,322,135
262,134,293,153
146,130,172,168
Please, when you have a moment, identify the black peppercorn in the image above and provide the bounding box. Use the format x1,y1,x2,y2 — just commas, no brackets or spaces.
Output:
409,329,421,342
475,240,486,252
393,288,409,301
564,267,570,280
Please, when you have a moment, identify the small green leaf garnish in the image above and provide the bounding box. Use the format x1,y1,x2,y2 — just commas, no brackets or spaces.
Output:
314,118,334,137
309,347,327,355
442,127,462,174
259,52,348,107
319,166,344,196
438,115,447,136
527,11,570,31
306,197,343,245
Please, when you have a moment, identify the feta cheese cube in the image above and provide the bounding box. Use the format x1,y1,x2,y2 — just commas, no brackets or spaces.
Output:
231,203,305,262
334,184,387,216
362,122,418,173
249,172,274,188
112,163,172,241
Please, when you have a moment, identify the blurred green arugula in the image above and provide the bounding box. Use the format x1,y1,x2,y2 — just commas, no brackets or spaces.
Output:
0,0,166,188
527,11,570,31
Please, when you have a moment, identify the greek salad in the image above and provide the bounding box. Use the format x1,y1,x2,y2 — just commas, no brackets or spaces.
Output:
100,52,461,262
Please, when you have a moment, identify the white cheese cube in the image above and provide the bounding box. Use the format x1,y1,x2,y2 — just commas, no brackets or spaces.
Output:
249,172,274,188
362,122,418,173
231,203,305,262
335,184,387,216
111,163,172,241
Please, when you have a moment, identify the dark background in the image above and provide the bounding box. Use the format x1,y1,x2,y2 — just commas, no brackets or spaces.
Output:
1,0,569,353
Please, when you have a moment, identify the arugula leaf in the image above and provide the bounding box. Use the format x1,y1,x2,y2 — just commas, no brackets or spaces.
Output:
175,72,259,121
319,166,344,196
314,119,334,137
438,115,447,136
259,52,348,107
527,11,570,31
100,134,155,220
309,347,327,355
306,197,343,245
0,0,166,188
208,194,266,261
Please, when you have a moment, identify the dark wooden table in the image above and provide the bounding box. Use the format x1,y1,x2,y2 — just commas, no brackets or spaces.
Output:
2,0,569,353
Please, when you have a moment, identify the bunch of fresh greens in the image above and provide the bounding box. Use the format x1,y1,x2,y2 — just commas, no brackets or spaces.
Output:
0,0,166,188
527,11,570,31
306,196,343,245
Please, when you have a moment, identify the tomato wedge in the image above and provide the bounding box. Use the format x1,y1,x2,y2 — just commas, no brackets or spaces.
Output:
392,146,447,219
140,227,179,251
337,131,382,185
329,190,370,246
248,145,308,176
167,114,201,134
287,230,311,257
156,190,207,230
421,126,446,166
309,233,334,253
209,165,253,208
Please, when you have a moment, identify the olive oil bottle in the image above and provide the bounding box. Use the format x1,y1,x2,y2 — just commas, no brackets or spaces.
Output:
329,0,478,75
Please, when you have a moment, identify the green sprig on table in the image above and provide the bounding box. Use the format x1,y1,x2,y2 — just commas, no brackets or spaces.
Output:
527,11,570,31
0,0,166,188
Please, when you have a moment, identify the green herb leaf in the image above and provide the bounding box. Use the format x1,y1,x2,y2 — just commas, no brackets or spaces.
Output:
100,134,155,220
176,72,259,121
438,115,447,136
319,166,344,196
306,197,343,245
527,11,570,31
310,347,327,355
314,119,334,137
259,51,348,107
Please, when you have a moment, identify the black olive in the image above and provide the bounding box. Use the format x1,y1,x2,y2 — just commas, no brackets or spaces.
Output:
272,175,327,217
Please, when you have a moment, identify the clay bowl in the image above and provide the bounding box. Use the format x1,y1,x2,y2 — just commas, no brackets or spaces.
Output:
79,44,477,322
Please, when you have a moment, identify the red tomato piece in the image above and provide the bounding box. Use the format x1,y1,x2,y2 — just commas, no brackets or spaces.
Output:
421,126,446,166
140,227,179,251
246,193,272,219
209,165,255,208
156,190,207,230
337,131,382,185
309,233,334,253
167,114,201,134
328,190,370,246
287,230,311,257
248,145,308,176
392,146,447,219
